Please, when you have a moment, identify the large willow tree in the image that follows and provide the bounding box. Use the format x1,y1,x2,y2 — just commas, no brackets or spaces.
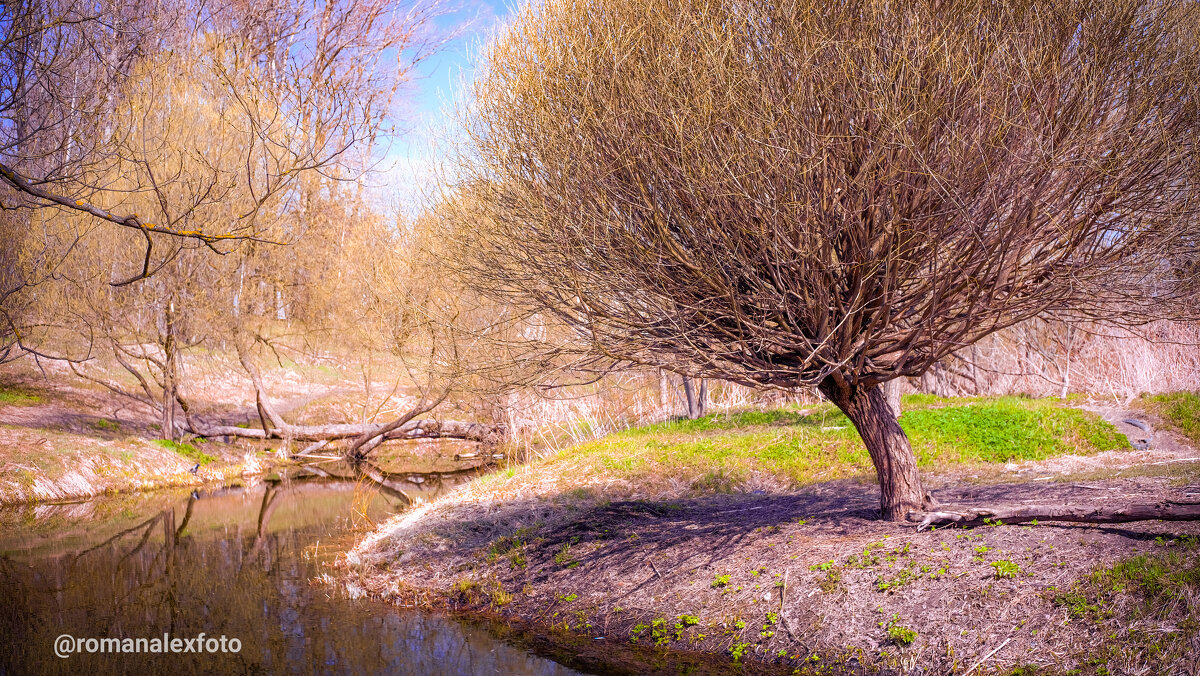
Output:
454,0,1200,520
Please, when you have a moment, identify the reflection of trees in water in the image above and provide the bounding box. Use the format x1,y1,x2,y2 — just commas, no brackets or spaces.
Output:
300,459,488,509
0,478,579,676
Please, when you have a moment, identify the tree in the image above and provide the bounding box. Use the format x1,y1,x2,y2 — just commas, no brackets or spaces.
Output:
451,0,1200,519
2,0,480,449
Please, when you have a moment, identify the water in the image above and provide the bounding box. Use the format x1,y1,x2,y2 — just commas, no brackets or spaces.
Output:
0,463,587,675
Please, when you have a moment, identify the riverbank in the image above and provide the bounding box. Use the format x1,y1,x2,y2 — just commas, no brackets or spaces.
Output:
0,378,275,505
348,396,1200,675
0,389,267,504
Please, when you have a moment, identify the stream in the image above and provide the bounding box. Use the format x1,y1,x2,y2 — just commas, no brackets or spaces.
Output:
0,462,588,675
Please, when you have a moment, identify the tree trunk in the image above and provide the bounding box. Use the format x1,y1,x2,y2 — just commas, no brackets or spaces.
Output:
658,369,670,412
819,378,925,521
161,301,178,441
682,376,697,418
682,376,707,419
882,379,902,419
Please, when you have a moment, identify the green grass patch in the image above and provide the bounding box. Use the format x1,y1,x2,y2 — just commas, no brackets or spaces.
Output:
0,385,42,406
1139,391,1200,444
1055,539,1200,623
1049,541,1200,673
540,396,1129,492
900,396,1129,463
153,439,216,465
93,418,121,432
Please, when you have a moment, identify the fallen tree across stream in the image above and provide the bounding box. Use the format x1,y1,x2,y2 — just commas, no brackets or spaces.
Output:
193,419,504,445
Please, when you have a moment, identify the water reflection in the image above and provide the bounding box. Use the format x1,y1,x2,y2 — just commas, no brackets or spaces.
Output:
0,466,585,675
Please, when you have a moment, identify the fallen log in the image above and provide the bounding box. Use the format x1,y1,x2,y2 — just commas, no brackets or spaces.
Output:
909,501,1200,531
193,419,505,445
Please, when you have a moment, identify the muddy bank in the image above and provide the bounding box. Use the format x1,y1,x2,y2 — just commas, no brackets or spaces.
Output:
349,470,1200,675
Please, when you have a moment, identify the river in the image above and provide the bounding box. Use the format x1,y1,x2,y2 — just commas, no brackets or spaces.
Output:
0,462,588,675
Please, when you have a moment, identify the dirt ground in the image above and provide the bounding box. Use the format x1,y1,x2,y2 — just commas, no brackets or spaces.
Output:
349,410,1200,675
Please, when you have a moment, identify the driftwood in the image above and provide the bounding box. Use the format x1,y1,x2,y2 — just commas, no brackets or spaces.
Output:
910,501,1200,530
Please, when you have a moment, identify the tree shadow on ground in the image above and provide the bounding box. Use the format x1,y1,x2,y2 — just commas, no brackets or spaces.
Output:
511,476,1200,598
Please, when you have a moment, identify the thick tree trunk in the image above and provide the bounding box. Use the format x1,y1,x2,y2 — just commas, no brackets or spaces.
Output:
819,378,925,521
882,379,902,419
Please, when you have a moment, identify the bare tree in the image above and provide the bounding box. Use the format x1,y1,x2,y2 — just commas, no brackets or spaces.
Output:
451,0,1200,519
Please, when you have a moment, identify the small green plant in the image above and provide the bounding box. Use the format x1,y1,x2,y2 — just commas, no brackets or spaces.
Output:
554,543,579,568
678,614,700,627
154,439,216,465
992,560,1021,579
876,568,916,592
93,418,121,431
879,613,917,646
809,560,835,571
630,623,650,642
733,619,746,629
819,567,842,592
730,642,750,662
650,618,669,645
712,573,731,588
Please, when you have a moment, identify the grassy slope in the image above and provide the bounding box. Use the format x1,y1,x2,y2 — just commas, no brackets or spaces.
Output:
1138,391,1200,445
479,395,1130,500
355,395,1200,676
0,382,258,504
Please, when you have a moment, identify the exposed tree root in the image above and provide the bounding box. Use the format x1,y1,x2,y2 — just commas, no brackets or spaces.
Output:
909,501,1200,530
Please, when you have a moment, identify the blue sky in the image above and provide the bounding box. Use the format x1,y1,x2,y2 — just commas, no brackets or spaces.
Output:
378,0,519,213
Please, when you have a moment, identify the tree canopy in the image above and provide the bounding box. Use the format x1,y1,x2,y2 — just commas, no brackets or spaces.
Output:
450,0,1200,519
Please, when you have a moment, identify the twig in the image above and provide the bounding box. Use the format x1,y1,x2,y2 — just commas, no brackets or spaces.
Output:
964,637,1011,676
777,569,797,640
779,569,788,615
645,552,663,580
